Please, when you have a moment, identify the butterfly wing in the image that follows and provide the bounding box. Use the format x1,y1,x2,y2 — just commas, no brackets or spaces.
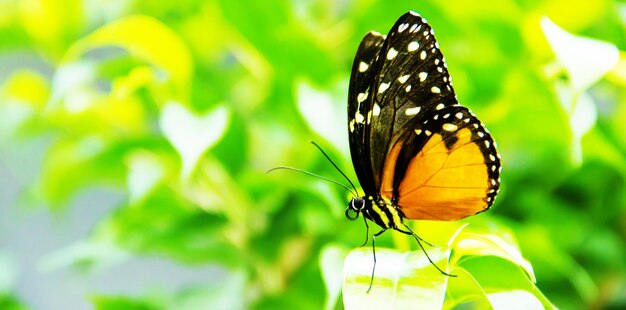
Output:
380,105,501,220
349,11,501,220
348,31,386,195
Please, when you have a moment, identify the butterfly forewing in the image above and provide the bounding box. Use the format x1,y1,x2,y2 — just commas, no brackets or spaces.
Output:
348,31,386,195
366,12,460,187
348,11,501,221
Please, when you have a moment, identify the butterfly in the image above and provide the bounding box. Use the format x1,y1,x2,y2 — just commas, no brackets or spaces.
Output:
345,11,501,290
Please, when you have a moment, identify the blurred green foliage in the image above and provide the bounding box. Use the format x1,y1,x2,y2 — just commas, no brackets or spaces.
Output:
1,0,626,309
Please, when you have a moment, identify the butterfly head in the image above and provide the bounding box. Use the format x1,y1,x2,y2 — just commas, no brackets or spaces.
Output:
346,196,369,221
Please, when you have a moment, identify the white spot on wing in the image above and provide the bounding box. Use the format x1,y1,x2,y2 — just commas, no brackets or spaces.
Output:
355,112,365,124
455,112,464,119
373,104,381,116
408,41,419,52
405,85,412,92
398,74,410,84
357,92,368,103
420,50,427,60
378,83,390,93
405,106,421,116
431,86,441,93
436,103,444,110
359,61,369,72
398,23,409,33
410,24,421,33
418,72,427,82
387,48,398,60
415,129,422,135
443,123,458,131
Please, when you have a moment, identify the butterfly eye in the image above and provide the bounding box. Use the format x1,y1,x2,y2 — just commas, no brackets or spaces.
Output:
345,198,364,220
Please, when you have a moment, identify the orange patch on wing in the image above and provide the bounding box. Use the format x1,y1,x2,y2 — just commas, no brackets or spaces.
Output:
397,128,490,221
380,140,404,200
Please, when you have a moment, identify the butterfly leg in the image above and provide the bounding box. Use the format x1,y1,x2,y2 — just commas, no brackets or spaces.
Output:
367,228,387,293
360,215,370,247
395,226,434,247
398,224,456,277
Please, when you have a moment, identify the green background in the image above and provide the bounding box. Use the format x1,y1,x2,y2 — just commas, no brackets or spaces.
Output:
1,0,625,309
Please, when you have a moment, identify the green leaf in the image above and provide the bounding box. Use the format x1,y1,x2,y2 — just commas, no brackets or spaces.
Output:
487,290,544,310
343,247,449,309
451,230,535,282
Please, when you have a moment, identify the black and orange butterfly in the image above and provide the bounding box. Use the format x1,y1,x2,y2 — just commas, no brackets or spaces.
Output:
345,11,501,289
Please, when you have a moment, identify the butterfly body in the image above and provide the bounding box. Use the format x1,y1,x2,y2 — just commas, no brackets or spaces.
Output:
346,11,501,257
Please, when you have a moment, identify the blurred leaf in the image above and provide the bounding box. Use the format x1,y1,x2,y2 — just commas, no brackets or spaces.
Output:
541,17,619,91
296,79,349,153
91,295,158,310
159,102,230,179
63,15,192,103
0,251,18,293
125,149,168,204
554,84,598,164
0,69,50,140
93,186,239,266
319,244,348,310
18,0,84,58
0,293,29,310
171,271,247,310
39,241,128,273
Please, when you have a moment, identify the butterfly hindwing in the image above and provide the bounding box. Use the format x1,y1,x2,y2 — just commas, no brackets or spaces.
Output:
379,105,501,220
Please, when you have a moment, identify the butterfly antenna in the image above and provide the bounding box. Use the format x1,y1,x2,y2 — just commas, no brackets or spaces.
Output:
309,141,359,196
266,166,357,196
